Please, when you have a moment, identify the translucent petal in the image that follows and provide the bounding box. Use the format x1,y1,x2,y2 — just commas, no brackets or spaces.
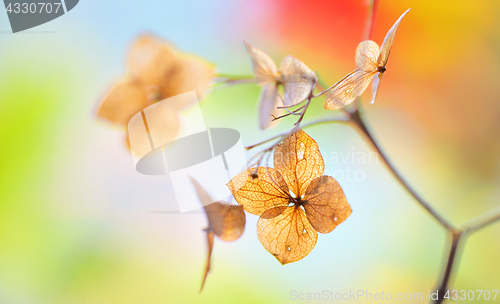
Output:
227,167,290,216
190,177,246,242
274,130,324,197
257,206,318,265
259,84,283,130
127,35,177,85
378,8,411,67
369,72,382,104
141,100,180,149
279,55,318,106
204,202,246,242
97,80,150,125
324,69,377,110
355,40,380,72
191,178,245,292
303,176,352,234
158,55,215,107
200,231,214,292
243,40,279,85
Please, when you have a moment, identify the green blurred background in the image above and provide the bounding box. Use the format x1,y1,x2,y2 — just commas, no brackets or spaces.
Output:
0,0,499,303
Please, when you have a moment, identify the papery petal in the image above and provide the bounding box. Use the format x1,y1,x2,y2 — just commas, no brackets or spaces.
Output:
97,80,150,125
378,9,411,67
279,55,318,106
127,35,177,86
243,40,279,85
200,231,214,292
257,206,318,264
369,72,382,104
203,202,246,242
303,176,351,234
259,83,283,129
324,69,377,110
355,40,380,72
127,100,179,159
274,130,324,197
227,167,290,216
159,55,215,108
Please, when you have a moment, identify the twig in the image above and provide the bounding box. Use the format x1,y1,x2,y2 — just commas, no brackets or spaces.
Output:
245,116,349,151
460,207,500,234
293,97,313,130
362,0,379,41
272,104,306,121
435,230,463,304
312,69,359,99
234,2,500,301
348,101,466,304
349,101,454,230
315,78,327,92
214,73,254,80
211,75,255,88
273,82,318,129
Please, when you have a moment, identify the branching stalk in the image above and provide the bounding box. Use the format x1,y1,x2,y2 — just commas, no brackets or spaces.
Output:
363,0,379,41
349,103,454,230
461,207,500,234
435,230,463,304
222,0,500,300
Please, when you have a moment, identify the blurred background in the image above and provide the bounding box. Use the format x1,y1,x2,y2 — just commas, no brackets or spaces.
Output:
1,0,499,303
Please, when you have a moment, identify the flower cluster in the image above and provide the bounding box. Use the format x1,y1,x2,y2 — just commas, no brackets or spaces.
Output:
96,35,214,149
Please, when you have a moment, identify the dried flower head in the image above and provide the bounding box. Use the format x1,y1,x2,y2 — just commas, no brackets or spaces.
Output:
96,35,215,148
227,130,351,264
244,40,318,129
190,178,245,292
324,8,410,110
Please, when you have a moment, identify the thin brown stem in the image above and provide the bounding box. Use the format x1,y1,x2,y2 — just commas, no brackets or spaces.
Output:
349,102,454,231
293,97,313,130
274,82,318,130
435,230,463,304
211,75,255,88
340,107,352,118
245,116,349,151
312,83,336,98
348,101,469,304
245,93,496,304
312,71,355,98
460,207,500,234
272,104,306,120
362,0,379,41
214,73,254,80
315,80,326,92
277,79,318,110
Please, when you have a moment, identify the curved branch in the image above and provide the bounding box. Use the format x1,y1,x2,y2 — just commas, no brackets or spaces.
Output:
362,0,379,41
460,207,500,234
245,116,349,151
349,102,454,231
434,230,463,304
211,75,255,88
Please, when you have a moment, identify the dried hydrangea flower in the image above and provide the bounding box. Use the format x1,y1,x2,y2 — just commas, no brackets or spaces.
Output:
96,35,214,149
244,41,318,129
228,130,351,264
325,9,410,110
